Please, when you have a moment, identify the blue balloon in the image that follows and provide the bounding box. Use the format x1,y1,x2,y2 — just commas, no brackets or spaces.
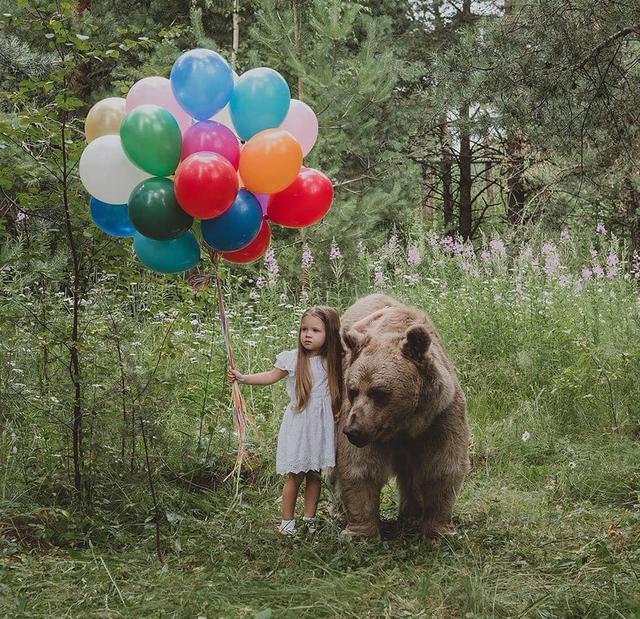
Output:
90,197,135,237
170,49,233,120
201,189,262,252
230,68,290,140
133,231,200,273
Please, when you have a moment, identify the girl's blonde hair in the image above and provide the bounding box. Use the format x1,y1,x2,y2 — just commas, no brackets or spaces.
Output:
293,306,343,415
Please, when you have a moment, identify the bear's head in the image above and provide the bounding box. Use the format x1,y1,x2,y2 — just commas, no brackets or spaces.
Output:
341,323,450,447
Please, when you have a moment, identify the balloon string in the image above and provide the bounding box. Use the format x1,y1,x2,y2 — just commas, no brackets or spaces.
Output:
205,244,254,486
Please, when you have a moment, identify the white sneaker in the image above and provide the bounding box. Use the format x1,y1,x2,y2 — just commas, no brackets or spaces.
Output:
278,520,297,536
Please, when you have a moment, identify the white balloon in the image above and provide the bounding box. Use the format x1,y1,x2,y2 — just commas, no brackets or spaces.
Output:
279,99,318,156
79,135,151,204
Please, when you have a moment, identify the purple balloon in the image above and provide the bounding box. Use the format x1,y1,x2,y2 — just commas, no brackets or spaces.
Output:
181,120,240,169
254,193,270,216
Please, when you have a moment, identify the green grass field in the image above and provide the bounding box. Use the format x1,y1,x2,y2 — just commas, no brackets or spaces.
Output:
2,232,640,617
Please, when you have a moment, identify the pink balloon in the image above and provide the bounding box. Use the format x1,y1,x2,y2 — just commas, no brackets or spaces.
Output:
279,99,318,156
126,76,193,134
253,193,270,216
181,120,240,169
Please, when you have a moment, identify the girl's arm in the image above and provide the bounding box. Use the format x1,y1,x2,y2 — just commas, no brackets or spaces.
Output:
227,367,288,385
352,306,391,333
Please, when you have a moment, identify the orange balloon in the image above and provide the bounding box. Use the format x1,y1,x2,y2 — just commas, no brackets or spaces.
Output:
239,129,302,194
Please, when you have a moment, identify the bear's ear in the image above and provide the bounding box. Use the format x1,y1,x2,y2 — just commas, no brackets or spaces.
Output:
401,325,431,363
341,325,370,355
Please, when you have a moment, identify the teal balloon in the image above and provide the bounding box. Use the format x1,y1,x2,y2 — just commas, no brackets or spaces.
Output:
120,104,182,176
128,177,192,240
133,231,200,273
89,197,135,237
230,68,290,140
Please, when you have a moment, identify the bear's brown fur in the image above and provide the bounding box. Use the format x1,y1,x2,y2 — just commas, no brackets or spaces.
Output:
331,293,470,540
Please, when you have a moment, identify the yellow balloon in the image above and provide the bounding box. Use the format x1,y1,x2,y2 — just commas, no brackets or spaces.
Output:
84,97,126,143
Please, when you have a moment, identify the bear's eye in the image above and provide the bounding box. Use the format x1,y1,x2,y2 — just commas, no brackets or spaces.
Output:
368,388,390,405
347,388,359,402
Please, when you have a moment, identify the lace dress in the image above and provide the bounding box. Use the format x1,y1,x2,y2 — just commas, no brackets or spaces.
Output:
273,349,336,474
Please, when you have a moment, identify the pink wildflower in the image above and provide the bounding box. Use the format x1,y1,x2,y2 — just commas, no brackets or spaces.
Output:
264,248,279,278
301,245,314,269
407,246,421,267
329,239,342,261
489,239,506,256
596,222,606,235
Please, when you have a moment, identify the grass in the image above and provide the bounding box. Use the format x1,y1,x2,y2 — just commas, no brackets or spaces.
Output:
2,229,640,616
2,430,639,617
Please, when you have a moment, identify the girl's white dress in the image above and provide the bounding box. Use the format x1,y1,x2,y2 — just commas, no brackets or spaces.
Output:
274,349,336,474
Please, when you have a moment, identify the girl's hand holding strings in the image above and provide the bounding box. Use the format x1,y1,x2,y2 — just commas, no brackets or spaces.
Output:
227,368,245,384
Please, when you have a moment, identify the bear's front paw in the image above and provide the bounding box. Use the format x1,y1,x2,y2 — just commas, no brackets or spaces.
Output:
340,525,380,540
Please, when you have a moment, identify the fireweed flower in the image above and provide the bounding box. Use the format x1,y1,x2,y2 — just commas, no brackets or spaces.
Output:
388,232,398,253
407,246,421,267
329,238,342,261
542,242,560,277
631,252,640,280
606,254,619,279
373,262,385,287
581,267,593,281
480,250,491,262
558,275,570,287
593,264,604,278
489,239,506,256
596,222,607,235
264,248,279,279
301,245,314,269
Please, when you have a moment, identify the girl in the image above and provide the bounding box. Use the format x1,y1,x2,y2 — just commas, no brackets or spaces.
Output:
228,305,343,535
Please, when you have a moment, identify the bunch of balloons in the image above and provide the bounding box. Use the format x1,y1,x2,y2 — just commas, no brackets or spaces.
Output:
80,49,334,273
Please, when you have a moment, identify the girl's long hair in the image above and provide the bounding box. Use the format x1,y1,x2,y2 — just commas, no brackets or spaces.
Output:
293,306,344,416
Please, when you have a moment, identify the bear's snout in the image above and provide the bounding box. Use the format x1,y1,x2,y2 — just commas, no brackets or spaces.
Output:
344,428,370,447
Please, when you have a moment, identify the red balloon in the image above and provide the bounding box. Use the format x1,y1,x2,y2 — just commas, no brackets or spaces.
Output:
174,152,238,219
220,218,272,263
267,168,333,228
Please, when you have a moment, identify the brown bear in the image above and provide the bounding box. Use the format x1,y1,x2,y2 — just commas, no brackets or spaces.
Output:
331,293,470,540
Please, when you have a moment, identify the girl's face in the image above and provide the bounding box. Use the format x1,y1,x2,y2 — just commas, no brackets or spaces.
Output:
300,314,326,354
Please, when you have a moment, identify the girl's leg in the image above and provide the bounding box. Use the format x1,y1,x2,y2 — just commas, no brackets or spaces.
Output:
303,470,321,518
281,472,305,519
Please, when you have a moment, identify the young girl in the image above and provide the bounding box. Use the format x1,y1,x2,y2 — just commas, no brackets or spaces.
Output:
227,305,343,535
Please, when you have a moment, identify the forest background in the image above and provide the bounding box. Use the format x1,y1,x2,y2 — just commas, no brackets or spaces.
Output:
1,0,639,617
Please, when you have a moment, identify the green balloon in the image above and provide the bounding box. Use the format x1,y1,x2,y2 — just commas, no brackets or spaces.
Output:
128,177,193,240
120,104,182,176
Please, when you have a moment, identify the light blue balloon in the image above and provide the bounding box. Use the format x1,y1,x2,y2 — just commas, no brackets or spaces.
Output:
133,231,200,273
170,49,233,120
89,197,135,237
201,189,262,252
230,68,291,140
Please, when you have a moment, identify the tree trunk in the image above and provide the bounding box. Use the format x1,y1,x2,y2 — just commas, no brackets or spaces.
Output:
291,0,303,98
505,128,527,225
231,0,240,71
458,102,472,239
439,120,454,234
624,176,640,256
503,0,528,226
421,163,435,225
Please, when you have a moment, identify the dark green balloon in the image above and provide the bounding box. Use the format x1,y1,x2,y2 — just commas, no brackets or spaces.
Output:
128,177,193,240
120,104,182,176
